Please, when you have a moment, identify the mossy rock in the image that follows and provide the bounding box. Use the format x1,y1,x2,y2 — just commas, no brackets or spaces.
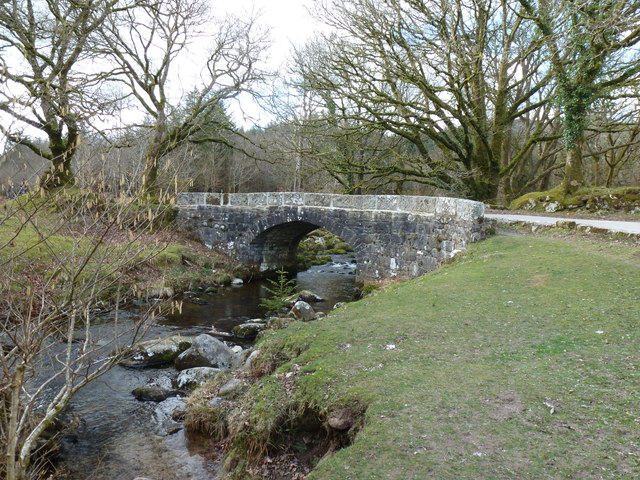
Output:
298,229,352,255
511,186,640,214
334,241,353,252
296,254,332,270
232,322,264,340
265,317,295,331
120,335,194,368
212,273,232,285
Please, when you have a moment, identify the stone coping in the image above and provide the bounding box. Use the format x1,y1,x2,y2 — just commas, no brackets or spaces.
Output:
177,192,484,221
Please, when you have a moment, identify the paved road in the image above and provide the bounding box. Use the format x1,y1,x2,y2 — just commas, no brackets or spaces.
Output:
485,213,640,235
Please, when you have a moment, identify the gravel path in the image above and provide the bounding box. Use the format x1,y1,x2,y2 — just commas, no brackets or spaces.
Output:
485,213,640,234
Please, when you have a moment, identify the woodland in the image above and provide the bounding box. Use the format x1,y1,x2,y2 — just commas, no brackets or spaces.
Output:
1,0,639,204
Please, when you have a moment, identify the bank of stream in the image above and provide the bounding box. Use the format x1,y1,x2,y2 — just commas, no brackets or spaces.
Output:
56,255,357,480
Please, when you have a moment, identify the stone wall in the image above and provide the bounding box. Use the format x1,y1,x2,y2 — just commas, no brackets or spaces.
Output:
177,192,484,222
176,193,488,283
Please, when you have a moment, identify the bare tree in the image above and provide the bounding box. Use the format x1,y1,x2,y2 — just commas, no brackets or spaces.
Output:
0,0,138,189
585,96,640,187
289,0,555,201
101,0,268,197
271,61,413,194
0,183,169,480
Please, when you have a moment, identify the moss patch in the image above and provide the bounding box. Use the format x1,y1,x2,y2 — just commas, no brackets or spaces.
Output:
511,186,640,215
297,229,354,269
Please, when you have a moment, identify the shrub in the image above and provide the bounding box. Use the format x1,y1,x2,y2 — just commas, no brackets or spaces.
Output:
260,270,297,315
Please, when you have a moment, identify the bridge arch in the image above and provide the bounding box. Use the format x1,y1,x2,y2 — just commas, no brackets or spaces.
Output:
243,213,363,275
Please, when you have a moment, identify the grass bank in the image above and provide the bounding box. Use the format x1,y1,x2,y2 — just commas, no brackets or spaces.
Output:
223,235,639,479
0,189,245,307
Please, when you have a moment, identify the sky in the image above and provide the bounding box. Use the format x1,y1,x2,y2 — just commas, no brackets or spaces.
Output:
0,0,321,152
219,0,316,67
215,0,319,127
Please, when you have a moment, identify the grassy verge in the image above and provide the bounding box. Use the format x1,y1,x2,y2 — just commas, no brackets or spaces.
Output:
0,190,245,307
223,235,640,479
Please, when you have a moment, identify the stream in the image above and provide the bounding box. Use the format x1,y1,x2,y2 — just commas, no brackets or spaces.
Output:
57,255,357,480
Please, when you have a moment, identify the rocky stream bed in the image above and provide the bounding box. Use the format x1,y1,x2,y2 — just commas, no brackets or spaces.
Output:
56,256,357,480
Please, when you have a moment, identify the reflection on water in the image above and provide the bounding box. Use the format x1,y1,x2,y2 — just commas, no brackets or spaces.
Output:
58,256,356,480
162,254,357,332
296,254,357,308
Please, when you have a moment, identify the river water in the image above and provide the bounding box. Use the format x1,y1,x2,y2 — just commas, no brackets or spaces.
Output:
57,256,356,480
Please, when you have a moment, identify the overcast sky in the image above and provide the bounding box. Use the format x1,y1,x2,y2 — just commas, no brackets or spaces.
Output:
216,0,319,126
220,0,316,65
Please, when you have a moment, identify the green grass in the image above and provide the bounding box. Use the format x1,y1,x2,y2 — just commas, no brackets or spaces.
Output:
225,235,640,479
0,190,240,305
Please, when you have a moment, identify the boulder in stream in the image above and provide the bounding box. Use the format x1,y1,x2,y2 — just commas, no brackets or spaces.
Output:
284,290,325,306
174,334,237,370
190,297,209,305
232,322,264,340
133,376,179,402
177,367,223,389
298,290,325,303
289,301,316,322
210,327,234,339
154,397,187,435
120,335,194,368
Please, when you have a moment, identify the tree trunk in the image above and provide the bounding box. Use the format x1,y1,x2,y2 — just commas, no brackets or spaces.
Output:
141,154,159,197
560,143,585,195
40,140,77,190
141,119,168,198
605,163,616,188
5,365,25,480
41,158,74,189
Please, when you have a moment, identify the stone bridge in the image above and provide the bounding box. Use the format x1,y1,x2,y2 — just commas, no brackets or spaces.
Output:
176,192,488,283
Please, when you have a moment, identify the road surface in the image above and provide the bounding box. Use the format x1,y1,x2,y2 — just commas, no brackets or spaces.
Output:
485,213,640,235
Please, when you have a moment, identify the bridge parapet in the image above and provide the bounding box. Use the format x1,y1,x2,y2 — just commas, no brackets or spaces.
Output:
177,192,484,222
